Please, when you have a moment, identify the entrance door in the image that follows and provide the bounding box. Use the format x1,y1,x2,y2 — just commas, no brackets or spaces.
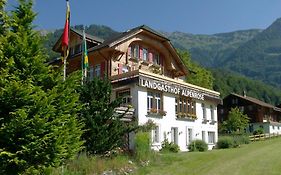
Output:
171,127,178,144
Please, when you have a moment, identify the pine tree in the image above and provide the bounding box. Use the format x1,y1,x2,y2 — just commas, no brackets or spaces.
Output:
0,1,84,174
79,78,135,155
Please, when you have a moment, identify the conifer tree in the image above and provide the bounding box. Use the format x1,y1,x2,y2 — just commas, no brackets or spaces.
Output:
0,0,83,174
79,78,135,155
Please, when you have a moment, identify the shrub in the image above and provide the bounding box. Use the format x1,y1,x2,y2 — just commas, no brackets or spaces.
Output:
134,132,151,162
188,140,208,152
160,138,180,153
217,136,234,149
253,128,264,135
233,135,250,145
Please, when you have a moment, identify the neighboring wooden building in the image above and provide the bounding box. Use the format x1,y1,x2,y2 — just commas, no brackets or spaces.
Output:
218,93,281,134
52,25,221,151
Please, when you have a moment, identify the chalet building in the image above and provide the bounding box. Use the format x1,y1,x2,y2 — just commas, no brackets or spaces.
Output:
52,25,221,151
218,93,281,134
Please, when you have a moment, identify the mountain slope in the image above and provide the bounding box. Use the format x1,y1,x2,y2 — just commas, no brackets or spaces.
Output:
162,29,261,67
223,18,281,87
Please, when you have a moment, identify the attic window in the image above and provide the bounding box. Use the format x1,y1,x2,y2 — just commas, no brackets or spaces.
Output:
131,45,139,59
153,53,160,65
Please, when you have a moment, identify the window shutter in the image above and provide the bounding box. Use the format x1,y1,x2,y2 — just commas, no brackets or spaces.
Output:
118,63,123,74
139,46,143,60
100,61,105,77
149,50,153,63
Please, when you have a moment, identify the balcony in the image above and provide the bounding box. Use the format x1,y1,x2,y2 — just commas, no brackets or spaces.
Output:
147,108,167,118
176,113,197,121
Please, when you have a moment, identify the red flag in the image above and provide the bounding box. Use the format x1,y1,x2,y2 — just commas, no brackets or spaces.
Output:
62,0,70,48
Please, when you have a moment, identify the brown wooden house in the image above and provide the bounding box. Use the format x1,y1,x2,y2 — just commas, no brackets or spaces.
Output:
218,93,281,134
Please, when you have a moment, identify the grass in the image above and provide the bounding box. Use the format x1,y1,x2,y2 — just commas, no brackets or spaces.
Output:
50,137,281,175
50,153,136,175
135,137,281,175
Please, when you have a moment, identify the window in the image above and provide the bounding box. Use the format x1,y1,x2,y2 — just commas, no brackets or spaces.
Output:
175,97,196,115
171,127,178,144
183,98,187,113
147,91,154,111
208,132,215,144
131,45,139,59
152,125,160,143
147,91,162,112
202,131,206,142
69,47,75,56
210,105,214,121
142,48,148,62
202,103,206,119
94,64,101,77
186,128,193,145
232,98,238,105
239,106,244,112
175,98,178,114
117,89,131,106
153,53,160,65
89,66,94,80
155,92,161,111
74,44,82,54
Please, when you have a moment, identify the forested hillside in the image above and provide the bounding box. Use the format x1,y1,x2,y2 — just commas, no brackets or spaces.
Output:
162,29,261,67
223,18,281,88
212,69,281,105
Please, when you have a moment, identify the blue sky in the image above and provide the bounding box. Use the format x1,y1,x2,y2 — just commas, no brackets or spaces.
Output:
7,0,281,34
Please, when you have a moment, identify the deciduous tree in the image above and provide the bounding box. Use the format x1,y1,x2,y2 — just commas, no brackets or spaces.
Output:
220,107,250,134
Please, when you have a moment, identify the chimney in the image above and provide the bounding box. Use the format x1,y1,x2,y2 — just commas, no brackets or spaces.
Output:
243,90,246,97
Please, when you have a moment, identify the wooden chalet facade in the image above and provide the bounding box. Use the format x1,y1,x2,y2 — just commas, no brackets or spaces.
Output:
52,25,221,151
218,93,281,134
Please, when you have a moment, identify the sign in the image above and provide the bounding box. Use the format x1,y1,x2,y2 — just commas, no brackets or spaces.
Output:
139,78,204,100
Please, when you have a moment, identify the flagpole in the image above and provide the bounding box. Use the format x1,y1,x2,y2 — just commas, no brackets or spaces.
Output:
63,51,67,81
84,26,87,80
62,0,70,81
81,26,84,85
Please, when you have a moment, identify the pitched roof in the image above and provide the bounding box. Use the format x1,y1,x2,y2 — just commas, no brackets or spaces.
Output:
88,25,169,52
230,93,281,111
52,28,104,52
71,28,104,43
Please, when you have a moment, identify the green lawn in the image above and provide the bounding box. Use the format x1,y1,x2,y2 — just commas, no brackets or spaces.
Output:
135,137,281,175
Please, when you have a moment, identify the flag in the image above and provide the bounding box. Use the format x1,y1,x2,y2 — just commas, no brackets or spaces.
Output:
82,29,89,70
82,28,89,80
62,0,70,52
62,0,70,81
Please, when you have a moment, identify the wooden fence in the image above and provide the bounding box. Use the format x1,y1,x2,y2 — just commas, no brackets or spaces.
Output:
249,133,281,141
